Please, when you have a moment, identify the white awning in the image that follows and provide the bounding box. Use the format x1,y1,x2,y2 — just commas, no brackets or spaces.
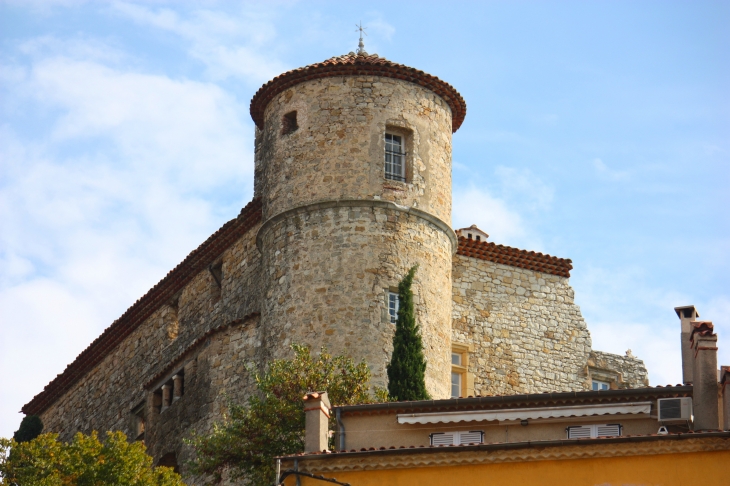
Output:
397,402,653,425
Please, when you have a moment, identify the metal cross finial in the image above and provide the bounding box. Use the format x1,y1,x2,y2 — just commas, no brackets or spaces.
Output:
355,21,368,56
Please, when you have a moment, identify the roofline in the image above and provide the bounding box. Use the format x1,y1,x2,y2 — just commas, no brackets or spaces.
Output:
278,430,730,461
456,236,573,278
334,386,693,414
22,198,263,416
249,54,467,133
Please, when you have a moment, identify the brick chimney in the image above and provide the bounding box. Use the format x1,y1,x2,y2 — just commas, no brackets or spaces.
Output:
721,366,730,431
675,305,699,384
690,322,719,430
303,391,331,453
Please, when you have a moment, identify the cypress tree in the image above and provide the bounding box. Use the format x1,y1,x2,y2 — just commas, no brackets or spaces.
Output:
13,415,43,443
387,265,430,401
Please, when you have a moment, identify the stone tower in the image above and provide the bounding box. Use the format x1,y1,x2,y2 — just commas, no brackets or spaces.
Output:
250,52,467,398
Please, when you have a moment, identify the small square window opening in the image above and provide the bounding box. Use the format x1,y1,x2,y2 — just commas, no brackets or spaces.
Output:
282,111,298,135
592,380,610,391
385,133,405,181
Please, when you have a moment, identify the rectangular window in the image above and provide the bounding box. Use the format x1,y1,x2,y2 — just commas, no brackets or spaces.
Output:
131,402,145,442
430,431,484,446
388,292,399,324
451,345,469,398
592,380,610,391
385,133,405,181
451,372,462,398
567,424,621,439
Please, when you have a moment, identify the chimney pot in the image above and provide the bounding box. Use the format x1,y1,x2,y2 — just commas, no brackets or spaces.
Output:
690,321,719,431
303,391,331,453
675,305,699,384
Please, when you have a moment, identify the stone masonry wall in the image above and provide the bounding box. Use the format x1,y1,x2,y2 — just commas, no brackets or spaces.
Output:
588,350,650,389
259,203,453,399
255,75,453,225
39,224,264,472
452,254,592,395
144,316,263,481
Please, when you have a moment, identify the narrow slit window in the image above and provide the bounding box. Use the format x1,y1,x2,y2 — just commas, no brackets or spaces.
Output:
388,292,399,324
385,133,405,181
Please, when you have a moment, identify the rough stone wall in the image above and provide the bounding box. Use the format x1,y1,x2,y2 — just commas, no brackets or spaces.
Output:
452,254,592,395
259,203,453,398
38,225,263,465
588,350,650,389
254,75,453,224
145,316,262,481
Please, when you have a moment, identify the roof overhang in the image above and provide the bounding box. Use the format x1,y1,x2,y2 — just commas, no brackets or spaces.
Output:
397,402,653,425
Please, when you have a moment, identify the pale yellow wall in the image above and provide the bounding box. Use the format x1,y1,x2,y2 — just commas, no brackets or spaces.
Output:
340,412,661,450
285,450,730,486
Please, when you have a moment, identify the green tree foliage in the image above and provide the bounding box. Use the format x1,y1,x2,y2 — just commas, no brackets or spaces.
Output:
13,415,43,443
0,431,184,486
387,265,430,401
187,344,384,486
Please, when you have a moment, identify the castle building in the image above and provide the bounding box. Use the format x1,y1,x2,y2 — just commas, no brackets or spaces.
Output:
22,51,648,476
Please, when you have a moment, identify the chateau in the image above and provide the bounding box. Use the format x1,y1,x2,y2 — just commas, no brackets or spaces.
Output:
23,50,648,476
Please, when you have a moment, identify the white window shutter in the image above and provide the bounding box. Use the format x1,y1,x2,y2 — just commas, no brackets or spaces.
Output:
568,424,622,439
596,424,621,437
431,433,456,446
567,426,593,439
459,431,483,445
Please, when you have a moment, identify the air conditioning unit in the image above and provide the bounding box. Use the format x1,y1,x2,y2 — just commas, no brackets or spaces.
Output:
657,397,693,422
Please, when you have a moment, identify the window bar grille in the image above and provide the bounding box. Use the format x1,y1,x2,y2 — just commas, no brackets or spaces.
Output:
385,149,407,182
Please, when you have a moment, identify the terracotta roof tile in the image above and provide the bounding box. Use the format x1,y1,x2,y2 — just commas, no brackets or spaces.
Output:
689,321,715,344
22,198,263,416
456,236,573,278
250,53,467,133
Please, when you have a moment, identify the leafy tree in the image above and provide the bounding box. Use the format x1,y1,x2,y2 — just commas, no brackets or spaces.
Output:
387,265,430,401
12,416,43,443
0,430,184,486
187,344,384,486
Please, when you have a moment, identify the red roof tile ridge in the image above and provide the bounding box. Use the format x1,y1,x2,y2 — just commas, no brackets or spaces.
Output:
456,236,573,278
22,198,264,416
250,53,466,133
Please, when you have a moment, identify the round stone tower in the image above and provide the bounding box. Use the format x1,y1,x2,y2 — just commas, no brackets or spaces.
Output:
250,52,466,398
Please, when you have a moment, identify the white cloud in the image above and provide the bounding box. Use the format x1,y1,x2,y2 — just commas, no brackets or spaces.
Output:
570,263,730,387
494,166,554,211
452,186,527,243
453,166,553,250
0,48,255,437
110,1,288,83
592,157,629,181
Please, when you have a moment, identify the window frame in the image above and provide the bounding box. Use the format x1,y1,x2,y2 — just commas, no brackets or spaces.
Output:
592,380,610,391
388,291,399,324
384,131,407,182
430,430,484,446
566,423,622,439
451,343,472,398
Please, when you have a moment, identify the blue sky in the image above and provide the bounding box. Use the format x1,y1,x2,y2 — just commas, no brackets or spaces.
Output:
1,1,728,438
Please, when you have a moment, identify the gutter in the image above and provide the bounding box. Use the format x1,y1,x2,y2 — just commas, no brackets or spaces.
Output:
333,386,693,415
278,430,730,462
